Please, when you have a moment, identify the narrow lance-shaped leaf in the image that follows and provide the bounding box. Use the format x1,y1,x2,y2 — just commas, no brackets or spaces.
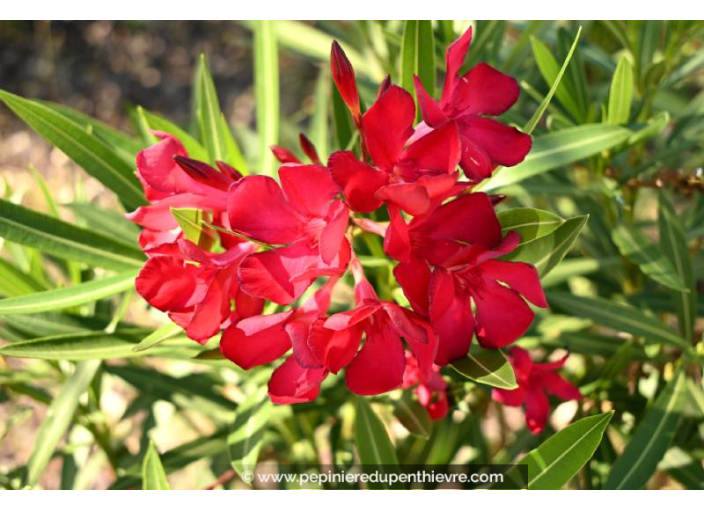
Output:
658,194,696,343
392,392,432,438
400,20,435,120
137,107,208,162
253,20,279,177
612,223,687,291
548,292,690,349
451,345,518,390
524,27,582,134
132,322,184,353
0,90,145,211
480,124,632,192
195,55,248,172
498,208,564,245
0,270,137,316
496,412,613,490
142,440,172,490
502,215,588,277
530,36,583,122
228,385,273,481
605,369,687,489
355,397,401,489
607,55,634,124
0,199,144,271
25,360,101,487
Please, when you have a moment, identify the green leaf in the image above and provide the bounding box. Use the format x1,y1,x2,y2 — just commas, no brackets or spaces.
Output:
480,124,632,192
25,360,100,486
310,68,330,161
612,223,687,291
548,292,690,349
513,412,613,489
355,398,400,489
0,90,145,211
228,385,272,481
0,270,137,316
498,208,564,245
137,106,209,162
0,199,144,271
332,84,355,150
65,202,140,246
524,27,582,134
607,55,634,124
451,346,518,390
659,194,696,343
530,36,582,121
253,20,280,177
132,322,183,352
142,440,171,490
502,215,588,276
392,392,432,438
195,55,248,172
170,208,208,246
605,369,687,489
0,258,45,297
400,20,435,117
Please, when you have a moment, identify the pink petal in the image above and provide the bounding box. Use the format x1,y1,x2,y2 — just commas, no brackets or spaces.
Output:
362,85,415,171
268,356,328,404
227,175,303,244
328,151,387,213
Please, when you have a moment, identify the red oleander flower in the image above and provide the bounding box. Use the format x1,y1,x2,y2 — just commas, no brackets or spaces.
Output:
313,258,437,395
393,193,547,364
227,164,351,305
413,26,532,182
329,84,462,216
220,279,338,404
493,347,582,434
402,352,449,421
135,238,260,343
126,132,241,250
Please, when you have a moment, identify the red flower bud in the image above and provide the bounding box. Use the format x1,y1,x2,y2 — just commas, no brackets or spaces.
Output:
330,40,360,121
299,133,322,165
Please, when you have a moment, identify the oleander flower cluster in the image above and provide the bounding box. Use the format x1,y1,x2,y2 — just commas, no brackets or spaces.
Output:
128,27,580,433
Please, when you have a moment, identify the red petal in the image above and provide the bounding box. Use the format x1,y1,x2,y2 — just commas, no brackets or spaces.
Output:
184,270,231,343
286,319,323,369
384,205,412,262
405,320,438,380
345,325,406,395
393,257,431,315
308,320,363,373
318,201,349,264
271,145,301,164
136,135,191,195
375,183,431,216
492,386,527,407
328,151,387,213
536,371,582,401
331,41,361,120
227,175,302,244
458,116,532,168
237,241,319,305
219,311,293,369
508,346,534,384
525,388,550,434
473,277,535,349
449,63,520,117
362,85,415,171
442,26,473,105
382,303,428,345
429,269,474,365
400,122,461,178
299,134,322,165
480,260,548,307
268,356,328,405
279,164,340,218
135,256,200,312
324,303,380,331
458,135,494,181
413,76,448,127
